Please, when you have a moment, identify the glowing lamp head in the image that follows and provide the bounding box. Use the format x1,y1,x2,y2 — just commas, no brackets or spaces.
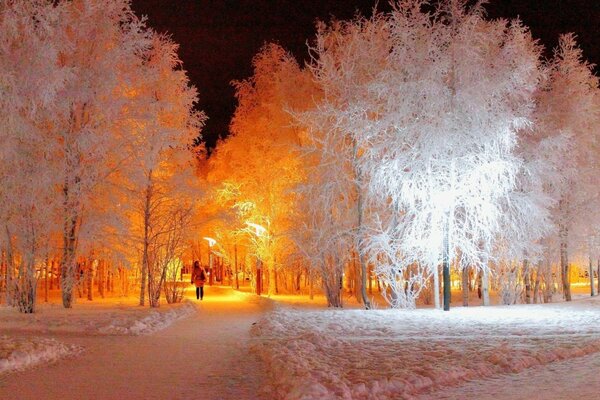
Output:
245,222,267,237
204,237,217,247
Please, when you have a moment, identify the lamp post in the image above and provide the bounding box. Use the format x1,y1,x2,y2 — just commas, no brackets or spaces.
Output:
204,237,216,286
245,222,266,296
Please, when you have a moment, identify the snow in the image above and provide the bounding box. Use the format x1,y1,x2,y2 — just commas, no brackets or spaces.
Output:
0,294,196,377
0,287,269,399
3,287,600,399
97,300,196,335
423,351,600,399
251,296,600,399
0,296,196,336
0,336,81,375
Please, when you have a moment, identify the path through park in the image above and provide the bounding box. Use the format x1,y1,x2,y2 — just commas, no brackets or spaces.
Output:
0,287,270,400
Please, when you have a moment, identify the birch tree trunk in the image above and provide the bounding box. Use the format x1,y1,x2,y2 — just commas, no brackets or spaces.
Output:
533,263,541,304
524,259,531,304
234,244,239,290
309,268,314,300
543,262,553,303
442,222,451,311
559,224,571,301
462,266,469,306
44,257,49,303
432,265,440,309
5,228,16,306
482,267,490,306
588,255,595,296
597,259,599,296
140,170,153,306
353,140,371,310
86,259,93,301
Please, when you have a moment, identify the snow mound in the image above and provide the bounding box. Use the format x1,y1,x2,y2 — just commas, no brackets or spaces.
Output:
0,335,82,375
98,300,196,335
251,299,600,399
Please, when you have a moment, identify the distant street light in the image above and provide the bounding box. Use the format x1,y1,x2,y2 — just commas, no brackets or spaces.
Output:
204,237,217,286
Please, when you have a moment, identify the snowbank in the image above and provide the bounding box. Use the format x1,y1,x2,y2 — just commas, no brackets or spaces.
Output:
251,297,600,399
0,298,197,336
0,336,82,375
97,300,196,335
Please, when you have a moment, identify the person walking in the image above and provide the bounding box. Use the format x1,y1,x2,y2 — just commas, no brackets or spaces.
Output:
191,261,206,300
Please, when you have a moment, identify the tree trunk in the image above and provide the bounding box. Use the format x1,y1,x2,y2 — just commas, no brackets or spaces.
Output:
353,140,371,310
140,171,153,306
533,264,541,304
432,265,440,309
442,222,451,311
462,266,469,306
4,227,14,306
367,264,373,295
209,253,214,286
597,259,600,296
49,259,54,290
234,244,239,290
482,267,490,306
61,212,78,308
86,259,93,301
0,250,5,302
559,224,571,301
523,259,531,304
352,253,361,302
543,262,553,303
16,258,37,314
589,255,595,296
98,260,105,298
309,268,314,300
44,257,49,303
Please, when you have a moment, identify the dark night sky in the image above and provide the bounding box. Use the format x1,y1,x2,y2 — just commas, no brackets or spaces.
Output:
131,0,599,151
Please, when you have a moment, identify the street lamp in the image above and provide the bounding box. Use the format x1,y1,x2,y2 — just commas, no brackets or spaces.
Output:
204,237,217,286
246,222,267,237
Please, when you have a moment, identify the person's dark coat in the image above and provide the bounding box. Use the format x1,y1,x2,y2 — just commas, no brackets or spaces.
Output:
192,267,206,288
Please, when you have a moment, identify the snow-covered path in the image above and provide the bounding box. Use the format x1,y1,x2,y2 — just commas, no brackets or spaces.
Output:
0,287,270,400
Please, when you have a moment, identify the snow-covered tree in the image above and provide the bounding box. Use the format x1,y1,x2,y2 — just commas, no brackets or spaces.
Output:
0,0,204,309
119,34,204,307
304,0,542,309
534,34,600,301
44,0,156,308
0,0,67,312
210,44,311,297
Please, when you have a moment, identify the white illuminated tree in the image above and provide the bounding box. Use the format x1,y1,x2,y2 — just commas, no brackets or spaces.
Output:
306,0,542,309
293,119,362,307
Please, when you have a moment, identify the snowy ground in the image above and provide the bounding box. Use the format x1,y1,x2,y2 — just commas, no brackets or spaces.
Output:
0,286,269,399
3,287,600,399
425,350,600,400
251,295,600,400
0,295,195,336
0,294,195,375
0,335,82,375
